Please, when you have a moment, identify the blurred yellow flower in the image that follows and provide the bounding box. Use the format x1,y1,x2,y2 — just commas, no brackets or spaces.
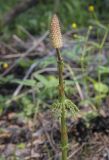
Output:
89,25,93,30
72,22,77,29
3,63,9,69
88,5,94,12
73,34,78,38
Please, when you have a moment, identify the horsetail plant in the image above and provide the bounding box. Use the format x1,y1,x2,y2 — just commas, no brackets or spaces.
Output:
50,14,79,160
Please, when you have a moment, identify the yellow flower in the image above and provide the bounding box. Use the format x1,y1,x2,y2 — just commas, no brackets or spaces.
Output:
3,63,9,69
89,25,93,30
88,5,94,12
73,34,78,39
72,22,77,29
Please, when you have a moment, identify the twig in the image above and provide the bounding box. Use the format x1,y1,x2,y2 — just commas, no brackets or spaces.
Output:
68,144,85,159
5,88,35,105
38,113,58,153
18,25,35,40
0,51,46,59
0,41,18,54
2,31,49,76
66,64,84,100
35,67,57,74
13,62,38,97
13,34,27,48
13,66,57,97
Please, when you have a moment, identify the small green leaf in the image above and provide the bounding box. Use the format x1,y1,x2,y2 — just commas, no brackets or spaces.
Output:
98,66,109,74
12,79,36,86
0,75,14,84
17,143,25,149
94,82,108,93
33,74,48,85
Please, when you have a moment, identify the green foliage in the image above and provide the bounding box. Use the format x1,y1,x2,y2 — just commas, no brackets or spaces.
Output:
0,1,109,120
52,98,79,118
0,75,14,84
0,95,11,116
0,157,5,160
13,79,36,87
2,23,109,116
17,143,25,149
21,96,34,117
97,66,109,74
94,82,109,94
18,58,33,68
0,0,109,39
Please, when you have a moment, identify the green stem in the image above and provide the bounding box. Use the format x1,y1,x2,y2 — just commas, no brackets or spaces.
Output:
61,105,68,160
81,28,90,99
98,28,108,82
56,48,65,100
56,48,68,160
97,28,108,107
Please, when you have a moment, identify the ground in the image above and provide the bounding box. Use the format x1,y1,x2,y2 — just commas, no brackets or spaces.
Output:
0,27,109,160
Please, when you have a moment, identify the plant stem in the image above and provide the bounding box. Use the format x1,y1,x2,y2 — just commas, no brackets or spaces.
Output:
61,105,68,160
81,28,90,99
97,28,108,107
56,48,68,160
98,28,108,82
56,48,65,100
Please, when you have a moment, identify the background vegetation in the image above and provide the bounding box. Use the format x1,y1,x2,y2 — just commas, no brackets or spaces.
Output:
0,0,109,39
0,0,109,159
